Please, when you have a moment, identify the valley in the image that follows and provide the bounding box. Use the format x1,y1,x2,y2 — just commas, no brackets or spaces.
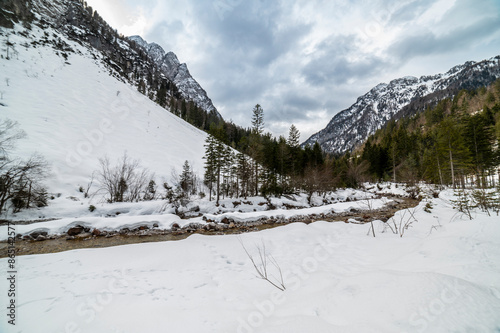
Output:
1,0,500,332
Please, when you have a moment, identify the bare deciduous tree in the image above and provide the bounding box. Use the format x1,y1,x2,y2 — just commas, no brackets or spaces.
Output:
0,119,48,214
95,153,151,203
347,159,369,187
302,164,335,204
0,119,26,160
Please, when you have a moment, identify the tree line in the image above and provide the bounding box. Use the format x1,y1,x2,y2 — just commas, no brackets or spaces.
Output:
202,104,336,204
201,79,500,206
359,80,500,188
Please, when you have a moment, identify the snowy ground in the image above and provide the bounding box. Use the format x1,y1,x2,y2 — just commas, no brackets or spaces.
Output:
1,189,499,332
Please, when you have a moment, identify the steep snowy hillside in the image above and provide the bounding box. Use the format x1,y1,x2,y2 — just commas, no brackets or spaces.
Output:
128,35,219,117
0,0,222,123
0,23,208,195
303,56,500,154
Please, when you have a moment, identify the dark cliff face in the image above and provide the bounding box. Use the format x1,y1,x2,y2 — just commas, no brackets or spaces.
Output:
0,0,35,28
303,56,500,154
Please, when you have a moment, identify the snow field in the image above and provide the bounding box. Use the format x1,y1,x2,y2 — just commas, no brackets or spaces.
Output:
1,190,499,332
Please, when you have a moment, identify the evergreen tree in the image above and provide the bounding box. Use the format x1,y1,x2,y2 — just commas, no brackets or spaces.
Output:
287,124,300,148
181,100,187,120
138,79,146,94
236,152,251,199
277,136,288,186
436,116,470,188
169,97,176,115
249,104,265,195
179,160,194,196
163,182,175,203
156,83,167,107
221,145,234,199
203,135,217,201
464,113,496,187
251,104,264,135
311,142,324,167
144,179,157,200
203,135,227,205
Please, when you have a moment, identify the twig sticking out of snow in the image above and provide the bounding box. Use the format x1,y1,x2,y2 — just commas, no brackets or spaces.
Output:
239,238,286,291
384,207,418,237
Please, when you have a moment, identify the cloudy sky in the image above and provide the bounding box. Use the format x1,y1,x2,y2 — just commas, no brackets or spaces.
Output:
86,0,500,141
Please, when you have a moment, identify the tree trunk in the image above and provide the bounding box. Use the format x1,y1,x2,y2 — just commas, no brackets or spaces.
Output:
448,140,455,188
26,181,32,209
216,166,220,206
436,154,444,188
254,164,259,196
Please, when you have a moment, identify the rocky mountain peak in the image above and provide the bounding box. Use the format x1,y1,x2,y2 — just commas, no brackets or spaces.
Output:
127,35,220,117
303,56,500,154
128,35,147,48
165,51,180,66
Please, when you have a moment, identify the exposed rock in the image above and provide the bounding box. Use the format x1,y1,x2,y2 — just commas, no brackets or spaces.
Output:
182,222,203,232
119,228,130,235
75,232,92,239
36,235,46,241
204,222,217,231
29,230,48,239
67,226,84,236
92,229,101,236
221,217,233,224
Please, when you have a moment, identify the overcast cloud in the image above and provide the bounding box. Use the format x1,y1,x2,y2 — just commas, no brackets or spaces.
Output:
86,0,500,141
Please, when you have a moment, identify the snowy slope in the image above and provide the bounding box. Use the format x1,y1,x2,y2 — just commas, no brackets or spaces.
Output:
0,23,208,195
303,56,500,154
1,190,499,332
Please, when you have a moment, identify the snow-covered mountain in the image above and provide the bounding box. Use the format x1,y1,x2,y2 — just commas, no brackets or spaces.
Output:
0,1,210,194
303,56,500,154
128,35,219,116
1,0,221,119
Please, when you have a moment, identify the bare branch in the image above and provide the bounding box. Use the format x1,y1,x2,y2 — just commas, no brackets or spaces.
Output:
239,238,286,291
